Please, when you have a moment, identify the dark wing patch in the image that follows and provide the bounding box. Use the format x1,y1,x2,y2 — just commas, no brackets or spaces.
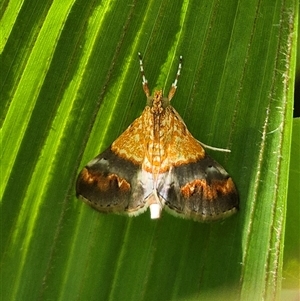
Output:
76,147,147,215
164,155,239,222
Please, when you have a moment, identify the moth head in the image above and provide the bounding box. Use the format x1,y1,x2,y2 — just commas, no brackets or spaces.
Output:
146,90,170,112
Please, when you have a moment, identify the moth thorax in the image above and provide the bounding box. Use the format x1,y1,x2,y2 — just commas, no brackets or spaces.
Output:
147,142,166,164
150,90,169,115
142,155,169,174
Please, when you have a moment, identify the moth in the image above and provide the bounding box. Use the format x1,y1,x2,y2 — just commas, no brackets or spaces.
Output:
76,53,239,222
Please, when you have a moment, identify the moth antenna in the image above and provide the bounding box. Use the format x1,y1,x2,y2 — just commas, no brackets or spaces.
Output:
138,52,150,97
168,55,182,101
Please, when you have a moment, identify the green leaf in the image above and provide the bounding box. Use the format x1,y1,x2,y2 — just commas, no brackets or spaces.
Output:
282,118,300,298
1,0,297,300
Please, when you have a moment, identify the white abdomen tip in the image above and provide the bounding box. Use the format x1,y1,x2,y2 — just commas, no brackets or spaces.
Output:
150,203,161,219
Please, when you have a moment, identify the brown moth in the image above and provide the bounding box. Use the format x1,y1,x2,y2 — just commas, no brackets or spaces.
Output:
76,53,239,222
